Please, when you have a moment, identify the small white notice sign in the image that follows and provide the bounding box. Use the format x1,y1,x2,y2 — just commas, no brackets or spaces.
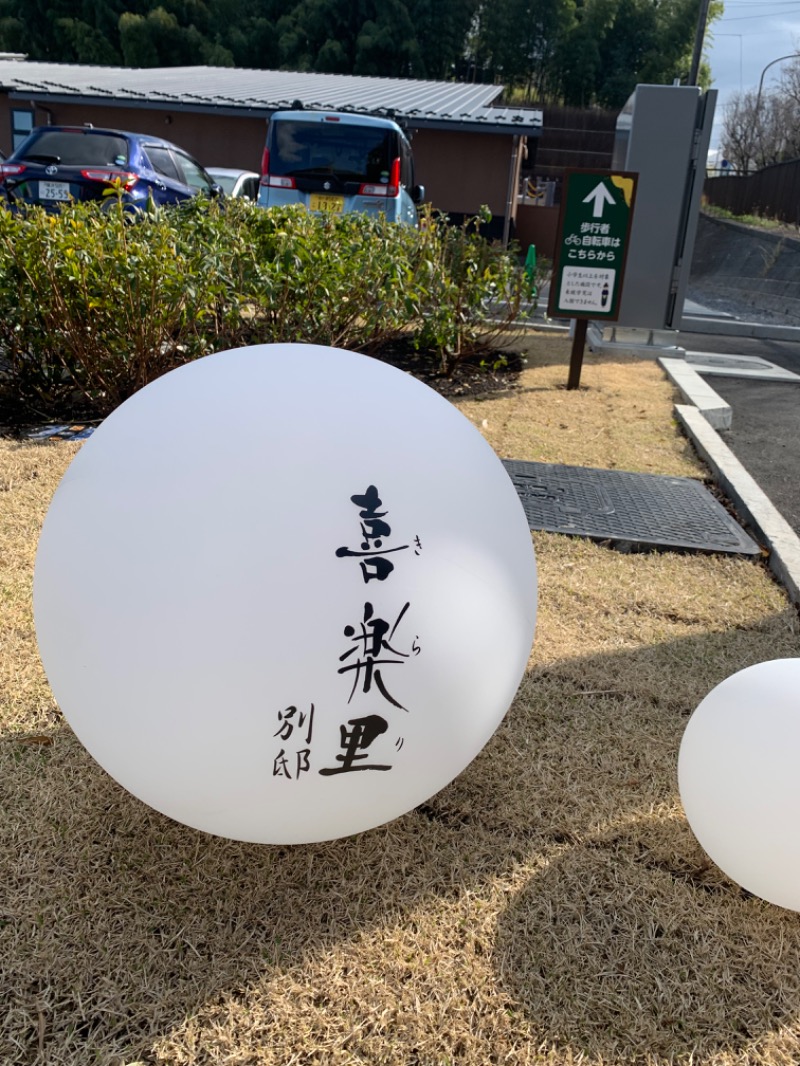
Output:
559,267,615,313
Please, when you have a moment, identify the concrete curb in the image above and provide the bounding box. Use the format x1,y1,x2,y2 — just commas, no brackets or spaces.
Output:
586,322,686,359
659,358,731,429
679,315,800,342
675,403,800,607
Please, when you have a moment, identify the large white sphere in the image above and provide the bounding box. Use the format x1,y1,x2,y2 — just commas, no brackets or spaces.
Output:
34,344,537,844
678,659,800,910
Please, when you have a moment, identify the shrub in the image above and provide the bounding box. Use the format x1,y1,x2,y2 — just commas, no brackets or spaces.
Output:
0,196,528,425
0,197,230,422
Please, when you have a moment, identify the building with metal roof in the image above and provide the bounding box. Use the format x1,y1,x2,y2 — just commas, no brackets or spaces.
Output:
0,59,545,240
0,60,542,135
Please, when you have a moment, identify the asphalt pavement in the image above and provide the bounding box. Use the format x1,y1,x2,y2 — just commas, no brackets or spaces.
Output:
654,301,800,606
674,328,800,537
674,327,800,540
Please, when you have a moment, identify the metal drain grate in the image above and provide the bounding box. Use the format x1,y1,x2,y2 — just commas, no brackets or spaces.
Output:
502,460,761,555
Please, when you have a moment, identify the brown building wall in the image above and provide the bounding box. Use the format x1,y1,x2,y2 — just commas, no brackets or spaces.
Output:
515,204,560,259
407,127,521,220
0,98,266,171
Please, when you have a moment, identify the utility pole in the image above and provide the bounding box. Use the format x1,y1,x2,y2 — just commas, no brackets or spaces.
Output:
688,0,712,86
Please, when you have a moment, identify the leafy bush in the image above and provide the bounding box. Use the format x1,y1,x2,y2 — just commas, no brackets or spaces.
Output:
0,196,529,424
0,197,228,422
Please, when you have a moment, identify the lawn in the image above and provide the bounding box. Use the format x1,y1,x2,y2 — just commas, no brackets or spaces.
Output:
2,331,799,1066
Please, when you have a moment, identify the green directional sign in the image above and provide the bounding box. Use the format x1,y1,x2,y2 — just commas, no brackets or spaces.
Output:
548,169,638,322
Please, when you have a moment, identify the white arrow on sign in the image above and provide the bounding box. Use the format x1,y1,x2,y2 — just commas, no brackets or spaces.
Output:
583,182,615,218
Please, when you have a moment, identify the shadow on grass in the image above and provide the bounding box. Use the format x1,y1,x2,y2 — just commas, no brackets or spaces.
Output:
488,621,800,1062
2,617,800,1063
1,725,522,1064
494,812,800,1061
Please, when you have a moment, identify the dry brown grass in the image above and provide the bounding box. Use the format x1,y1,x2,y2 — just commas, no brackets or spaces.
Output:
2,333,800,1066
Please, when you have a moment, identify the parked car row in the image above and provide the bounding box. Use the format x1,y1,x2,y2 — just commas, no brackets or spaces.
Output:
0,114,424,224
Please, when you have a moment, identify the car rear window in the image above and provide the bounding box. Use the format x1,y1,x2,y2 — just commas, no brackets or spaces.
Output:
269,121,395,184
19,130,129,167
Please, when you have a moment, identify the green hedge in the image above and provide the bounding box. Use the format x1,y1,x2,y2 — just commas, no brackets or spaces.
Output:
0,196,531,424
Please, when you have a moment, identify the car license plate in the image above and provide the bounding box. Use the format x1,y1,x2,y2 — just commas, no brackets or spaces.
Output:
309,194,344,214
39,181,71,201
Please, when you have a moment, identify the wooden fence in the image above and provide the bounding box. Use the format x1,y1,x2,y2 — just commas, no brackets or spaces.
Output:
704,158,800,226
525,104,617,184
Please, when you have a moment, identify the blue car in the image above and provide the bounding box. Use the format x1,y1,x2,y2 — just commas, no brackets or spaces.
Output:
0,125,223,211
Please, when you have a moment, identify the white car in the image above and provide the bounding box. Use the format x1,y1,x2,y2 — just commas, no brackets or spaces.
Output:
207,168,260,200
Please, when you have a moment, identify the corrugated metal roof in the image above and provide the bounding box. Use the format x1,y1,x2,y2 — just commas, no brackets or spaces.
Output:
0,60,542,134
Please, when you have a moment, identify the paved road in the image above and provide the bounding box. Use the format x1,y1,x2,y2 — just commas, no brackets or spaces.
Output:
675,327,800,537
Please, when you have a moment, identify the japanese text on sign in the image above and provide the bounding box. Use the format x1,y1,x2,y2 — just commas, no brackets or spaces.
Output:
548,170,638,322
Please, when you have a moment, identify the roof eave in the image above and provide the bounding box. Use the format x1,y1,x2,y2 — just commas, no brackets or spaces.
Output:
404,117,542,136
9,89,543,135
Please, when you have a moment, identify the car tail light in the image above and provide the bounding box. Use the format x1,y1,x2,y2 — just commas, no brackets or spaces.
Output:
81,169,139,190
359,157,400,198
259,148,296,189
259,174,296,189
0,163,26,181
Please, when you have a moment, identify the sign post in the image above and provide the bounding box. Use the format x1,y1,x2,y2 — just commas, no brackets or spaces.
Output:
548,169,638,389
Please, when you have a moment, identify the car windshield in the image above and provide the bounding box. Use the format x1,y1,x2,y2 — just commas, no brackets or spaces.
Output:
270,121,394,183
210,173,240,195
18,130,129,167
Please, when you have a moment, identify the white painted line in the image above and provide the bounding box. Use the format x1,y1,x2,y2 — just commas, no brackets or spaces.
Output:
685,352,774,369
659,358,731,430
675,404,800,606
683,351,800,382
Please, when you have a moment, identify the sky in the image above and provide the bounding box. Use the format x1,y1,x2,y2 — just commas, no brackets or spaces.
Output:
706,0,800,152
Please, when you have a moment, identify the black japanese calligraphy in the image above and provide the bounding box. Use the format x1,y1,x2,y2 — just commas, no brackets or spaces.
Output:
272,704,314,780
319,714,392,775
338,601,416,709
336,484,409,583
271,484,421,785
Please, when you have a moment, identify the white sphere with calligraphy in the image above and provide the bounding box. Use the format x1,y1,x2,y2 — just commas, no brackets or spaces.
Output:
34,343,538,843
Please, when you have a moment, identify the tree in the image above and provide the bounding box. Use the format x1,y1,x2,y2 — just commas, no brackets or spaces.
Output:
464,0,576,97
53,18,121,63
354,1,420,77
406,0,478,80
0,14,30,54
777,53,800,117
557,0,616,107
120,9,176,66
720,91,762,173
721,86,800,173
559,0,719,109
0,0,721,98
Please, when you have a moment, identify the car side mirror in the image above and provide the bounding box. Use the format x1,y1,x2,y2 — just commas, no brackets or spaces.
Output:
411,184,425,205
209,183,224,198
